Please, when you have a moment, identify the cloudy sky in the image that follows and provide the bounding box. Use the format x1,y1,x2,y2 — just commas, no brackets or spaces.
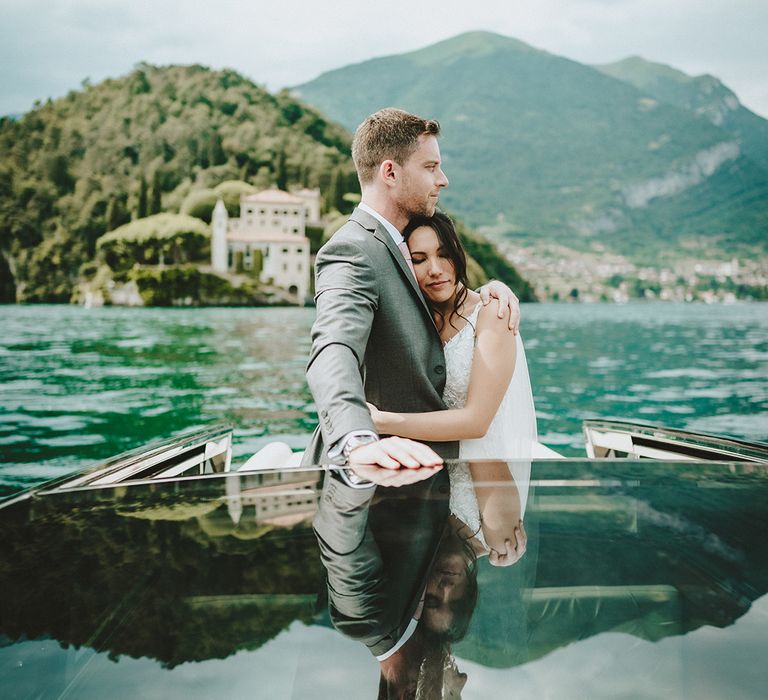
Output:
2,0,767,118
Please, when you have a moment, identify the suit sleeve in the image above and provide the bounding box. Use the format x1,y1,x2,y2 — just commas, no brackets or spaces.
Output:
313,476,392,645
307,236,379,448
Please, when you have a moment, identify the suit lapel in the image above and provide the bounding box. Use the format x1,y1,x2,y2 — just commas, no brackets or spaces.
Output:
349,209,437,328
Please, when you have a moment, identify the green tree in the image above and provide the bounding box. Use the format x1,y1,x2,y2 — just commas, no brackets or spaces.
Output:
137,175,148,219
326,167,343,213
149,170,162,215
199,134,210,168
180,189,219,223
106,195,129,232
251,248,263,277
213,180,255,216
47,155,74,194
0,252,15,302
275,147,287,191
96,213,210,270
209,132,226,166
132,69,151,95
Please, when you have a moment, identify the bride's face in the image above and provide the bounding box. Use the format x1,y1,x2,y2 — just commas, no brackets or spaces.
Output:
407,226,457,305
422,550,469,634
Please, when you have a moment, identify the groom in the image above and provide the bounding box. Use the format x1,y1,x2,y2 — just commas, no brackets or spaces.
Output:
303,108,519,478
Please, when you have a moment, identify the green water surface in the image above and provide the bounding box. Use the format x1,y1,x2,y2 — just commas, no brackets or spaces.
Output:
1,303,766,496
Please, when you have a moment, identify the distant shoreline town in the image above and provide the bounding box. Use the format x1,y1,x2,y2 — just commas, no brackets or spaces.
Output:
498,240,768,303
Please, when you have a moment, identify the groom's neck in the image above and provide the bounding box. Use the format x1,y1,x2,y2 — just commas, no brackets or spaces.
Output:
360,192,407,232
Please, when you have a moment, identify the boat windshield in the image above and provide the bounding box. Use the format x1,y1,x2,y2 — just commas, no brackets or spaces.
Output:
1,458,767,698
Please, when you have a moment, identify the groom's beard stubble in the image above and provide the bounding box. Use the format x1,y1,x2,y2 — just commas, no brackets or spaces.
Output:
398,192,439,221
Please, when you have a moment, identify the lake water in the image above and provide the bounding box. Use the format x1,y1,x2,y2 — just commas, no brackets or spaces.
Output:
1,303,766,497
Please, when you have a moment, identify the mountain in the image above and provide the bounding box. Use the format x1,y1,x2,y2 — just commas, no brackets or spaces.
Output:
293,32,768,260
594,56,768,173
0,64,357,302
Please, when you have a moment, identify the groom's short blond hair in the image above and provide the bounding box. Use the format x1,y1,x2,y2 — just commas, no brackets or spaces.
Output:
352,108,441,185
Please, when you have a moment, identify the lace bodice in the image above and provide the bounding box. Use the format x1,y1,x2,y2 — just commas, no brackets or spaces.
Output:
442,304,480,411
442,303,536,548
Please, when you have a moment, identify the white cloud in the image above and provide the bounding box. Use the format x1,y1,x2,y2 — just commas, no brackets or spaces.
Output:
1,0,767,117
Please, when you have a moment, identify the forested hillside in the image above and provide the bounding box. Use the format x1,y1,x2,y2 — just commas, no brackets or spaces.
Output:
0,62,533,303
0,64,357,302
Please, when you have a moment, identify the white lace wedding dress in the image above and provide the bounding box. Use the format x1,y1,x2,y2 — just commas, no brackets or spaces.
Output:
442,303,536,545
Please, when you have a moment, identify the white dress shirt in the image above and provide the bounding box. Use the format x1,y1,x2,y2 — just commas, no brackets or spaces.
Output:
358,202,405,246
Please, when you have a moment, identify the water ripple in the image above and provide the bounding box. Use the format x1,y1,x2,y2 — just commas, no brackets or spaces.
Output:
0,302,766,496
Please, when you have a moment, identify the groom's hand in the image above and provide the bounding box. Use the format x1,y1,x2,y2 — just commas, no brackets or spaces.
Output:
480,280,520,334
349,462,442,487
348,436,443,471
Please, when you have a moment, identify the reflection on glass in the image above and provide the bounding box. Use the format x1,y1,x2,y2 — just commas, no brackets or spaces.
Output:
315,460,532,698
0,459,766,698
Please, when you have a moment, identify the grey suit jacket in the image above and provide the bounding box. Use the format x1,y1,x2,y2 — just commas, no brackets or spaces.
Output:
303,207,459,465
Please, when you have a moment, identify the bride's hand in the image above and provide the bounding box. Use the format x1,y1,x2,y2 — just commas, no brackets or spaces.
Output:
366,402,383,429
479,280,520,334
488,520,527,567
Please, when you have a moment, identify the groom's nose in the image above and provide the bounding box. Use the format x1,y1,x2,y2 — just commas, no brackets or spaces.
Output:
437,168,449,188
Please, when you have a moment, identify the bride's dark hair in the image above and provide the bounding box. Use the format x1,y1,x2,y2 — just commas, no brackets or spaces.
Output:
403,211,470,333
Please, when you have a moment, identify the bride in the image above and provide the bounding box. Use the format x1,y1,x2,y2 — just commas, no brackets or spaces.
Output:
367,211,537,565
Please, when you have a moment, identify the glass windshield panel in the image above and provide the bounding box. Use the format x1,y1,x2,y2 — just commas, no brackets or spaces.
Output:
1,459,766,698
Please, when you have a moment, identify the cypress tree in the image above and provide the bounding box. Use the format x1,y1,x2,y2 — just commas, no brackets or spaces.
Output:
137,175,148,219
199,133,210,169
209,132,226,166
275,148,287,190
149,170,162,214
105,196,125,232
327,167,342,212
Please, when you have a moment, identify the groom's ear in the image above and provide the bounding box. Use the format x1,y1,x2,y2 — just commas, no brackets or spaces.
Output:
379,159,398,187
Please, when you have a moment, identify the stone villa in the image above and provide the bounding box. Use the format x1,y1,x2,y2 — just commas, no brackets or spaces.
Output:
211,188,320,302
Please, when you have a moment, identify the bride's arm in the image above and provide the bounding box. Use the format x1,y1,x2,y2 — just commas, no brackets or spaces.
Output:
469,461,527,566
371,303,517,441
